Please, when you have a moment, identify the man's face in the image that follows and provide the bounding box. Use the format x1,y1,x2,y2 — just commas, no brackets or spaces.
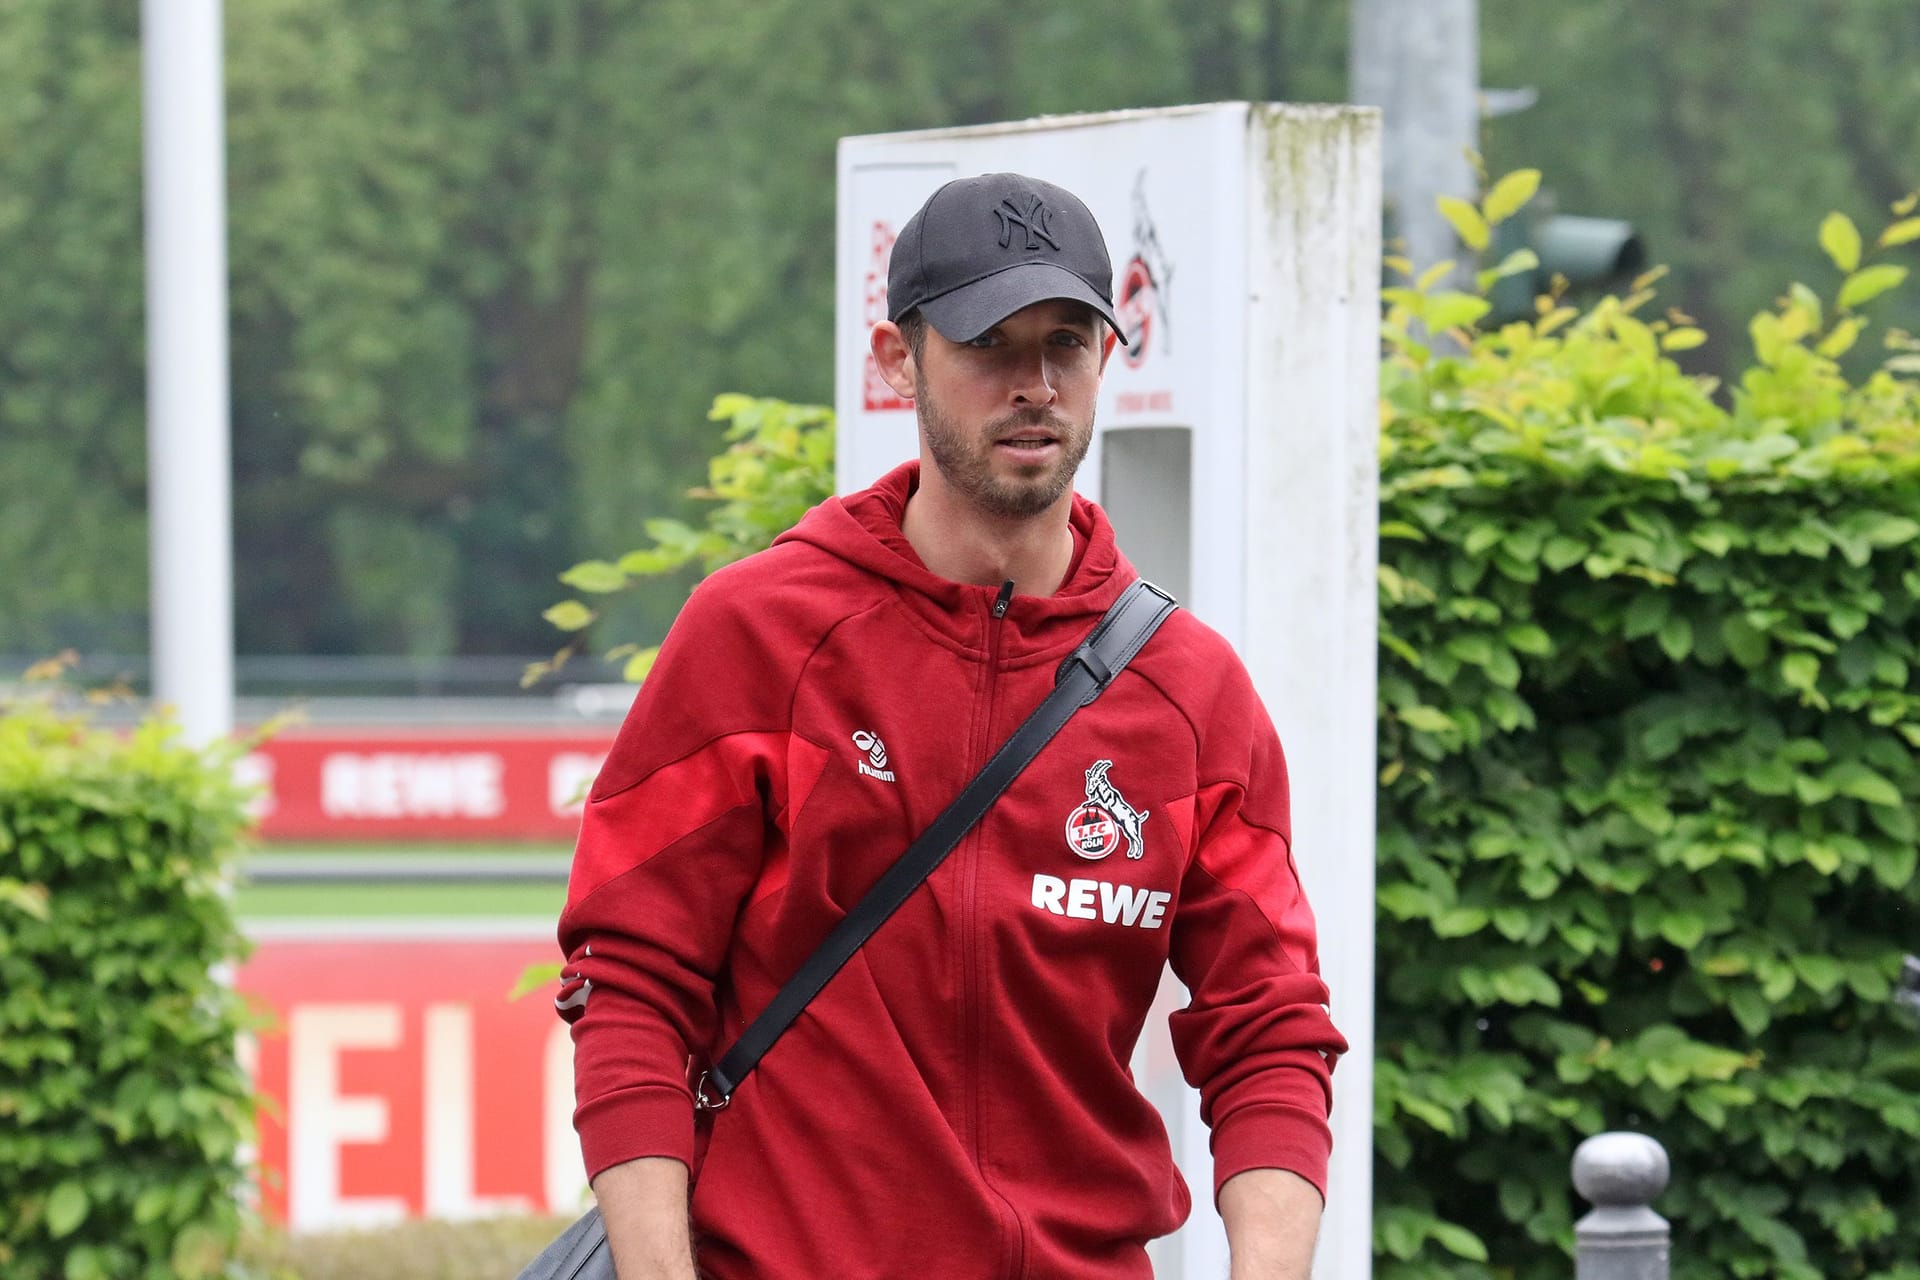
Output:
911,299,1107,521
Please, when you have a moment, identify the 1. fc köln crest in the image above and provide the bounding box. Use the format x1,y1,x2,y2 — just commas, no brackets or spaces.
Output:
1065,760,1148,861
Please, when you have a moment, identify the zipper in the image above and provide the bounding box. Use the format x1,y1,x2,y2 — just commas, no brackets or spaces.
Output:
967,580,1024,1275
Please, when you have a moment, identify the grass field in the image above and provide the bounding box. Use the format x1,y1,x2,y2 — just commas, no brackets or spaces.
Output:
237,841,570,919
250,841,573,859
236,880,566,918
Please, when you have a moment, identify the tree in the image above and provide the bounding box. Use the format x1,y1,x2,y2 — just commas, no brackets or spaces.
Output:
0,1,148,656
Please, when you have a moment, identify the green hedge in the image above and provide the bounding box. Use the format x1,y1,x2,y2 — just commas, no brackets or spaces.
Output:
0,693,258,1280
1372,189,1920,1279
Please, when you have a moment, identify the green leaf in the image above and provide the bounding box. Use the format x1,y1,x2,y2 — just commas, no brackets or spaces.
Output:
1378,882,1441,920
1839,264,1909,310
0,877,51,921
617,548,678,575
1820,212,1863,273
64,1248,109,1280
1657,615,1693,662
1881,216,1920,247
1482,170,1541,225
1781,652,1820,692
1463,523,1504,556
1426,293,1492,332
1850,511,1920,547
1431,1221,1491,1262
1437,196,1490,251
1792,954,1845,995
1476,248,1539,290
643,517,701,550
507,961,563,1001
133,1184,172,1225
622,647,660,682
542,600,596,632
1872,842,1918,889
1542,536,1588,571
1622,592,1670,640
1660,911,1707,948
1829,764,1901,807
1505,624,1552,655
46,1180,89,1238
558,560,628,593
1398,705,1456,734
1433,906,1490,938
1730,987,1771,1037
1397,1096,1459,1136
1722,615,1769,668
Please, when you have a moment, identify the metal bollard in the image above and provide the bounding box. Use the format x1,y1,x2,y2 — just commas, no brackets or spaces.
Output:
1895,954,1920,1026
1572,1132,1670,1280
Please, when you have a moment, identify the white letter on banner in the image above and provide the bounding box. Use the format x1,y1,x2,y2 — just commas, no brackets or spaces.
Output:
288,1004,406,1230
545,1021,589,1212
424,1003,531,1218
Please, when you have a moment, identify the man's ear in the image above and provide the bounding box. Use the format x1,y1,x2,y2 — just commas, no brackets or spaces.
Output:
1100,326,1119,370
870,322,918,399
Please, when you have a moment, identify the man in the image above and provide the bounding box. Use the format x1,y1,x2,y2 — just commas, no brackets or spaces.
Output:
556,172,1344,1279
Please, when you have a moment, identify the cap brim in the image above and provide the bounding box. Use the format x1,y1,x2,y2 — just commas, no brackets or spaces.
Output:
918,262,1131,347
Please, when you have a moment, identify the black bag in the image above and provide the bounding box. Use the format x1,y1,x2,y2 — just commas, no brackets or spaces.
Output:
515,581,1176,1280
517,1205,611,1280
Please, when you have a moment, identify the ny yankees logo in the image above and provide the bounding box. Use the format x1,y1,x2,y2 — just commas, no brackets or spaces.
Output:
994,196,1059,251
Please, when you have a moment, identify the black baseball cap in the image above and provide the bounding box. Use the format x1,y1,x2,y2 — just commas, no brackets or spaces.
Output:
887,172,1130,346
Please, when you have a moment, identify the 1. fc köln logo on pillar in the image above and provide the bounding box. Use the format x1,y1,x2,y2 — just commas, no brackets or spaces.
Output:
1065,760,1148,861
863,220,912,412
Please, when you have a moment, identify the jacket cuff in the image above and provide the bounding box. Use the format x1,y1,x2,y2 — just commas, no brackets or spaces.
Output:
1211,1102,1334,1204
576,1084,696,1183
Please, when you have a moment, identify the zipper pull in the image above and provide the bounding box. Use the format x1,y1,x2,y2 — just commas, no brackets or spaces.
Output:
992,579,1014,619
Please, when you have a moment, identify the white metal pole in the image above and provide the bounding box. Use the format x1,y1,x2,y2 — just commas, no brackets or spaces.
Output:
1351,0,1480,283
141,0,234,743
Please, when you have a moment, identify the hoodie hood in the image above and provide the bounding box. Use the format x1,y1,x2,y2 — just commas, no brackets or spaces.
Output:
774,461,1137,659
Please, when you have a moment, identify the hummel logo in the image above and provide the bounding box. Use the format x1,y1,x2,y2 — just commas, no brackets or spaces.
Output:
851,729,896,783
994,196,1059,251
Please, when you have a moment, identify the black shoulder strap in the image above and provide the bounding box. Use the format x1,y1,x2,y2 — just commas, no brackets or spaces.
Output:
697,578,1179,1108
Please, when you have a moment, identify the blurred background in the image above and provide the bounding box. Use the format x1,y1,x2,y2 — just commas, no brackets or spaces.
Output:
8,0,1919,688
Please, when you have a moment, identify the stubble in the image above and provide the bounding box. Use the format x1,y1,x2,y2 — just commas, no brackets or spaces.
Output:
915,372,1094,520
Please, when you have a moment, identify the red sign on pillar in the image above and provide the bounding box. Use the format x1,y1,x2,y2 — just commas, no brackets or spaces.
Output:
237,928,587,1228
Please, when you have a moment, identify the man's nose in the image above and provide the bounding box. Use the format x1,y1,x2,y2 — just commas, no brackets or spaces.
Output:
1009,346,1058,405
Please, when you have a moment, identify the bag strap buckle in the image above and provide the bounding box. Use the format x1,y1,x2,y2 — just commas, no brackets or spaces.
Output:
692,1070,731,1113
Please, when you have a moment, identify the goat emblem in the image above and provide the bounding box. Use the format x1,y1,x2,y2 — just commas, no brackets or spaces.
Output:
1065,760,1148,861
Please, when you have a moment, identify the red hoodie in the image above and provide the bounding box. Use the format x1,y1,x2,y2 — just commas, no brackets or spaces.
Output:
558,462,1343,1278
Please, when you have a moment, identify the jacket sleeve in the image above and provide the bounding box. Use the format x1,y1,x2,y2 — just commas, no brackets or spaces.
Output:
1166,659,1346,1204
554,575,793,1182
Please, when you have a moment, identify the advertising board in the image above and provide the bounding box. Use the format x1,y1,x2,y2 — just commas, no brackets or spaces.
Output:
237,926,587,1229
240,731,613,842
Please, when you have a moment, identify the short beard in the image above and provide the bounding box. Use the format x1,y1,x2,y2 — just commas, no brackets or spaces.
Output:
916,372,1093,520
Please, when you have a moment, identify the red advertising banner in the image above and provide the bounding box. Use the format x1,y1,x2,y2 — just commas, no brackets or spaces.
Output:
237,927,587,1229
242,730,616,842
